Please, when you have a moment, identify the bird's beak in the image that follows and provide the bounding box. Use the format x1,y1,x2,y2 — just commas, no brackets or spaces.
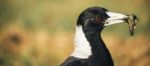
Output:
104,12,128,26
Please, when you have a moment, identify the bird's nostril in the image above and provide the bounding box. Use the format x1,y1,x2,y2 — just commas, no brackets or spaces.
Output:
105,22,109,24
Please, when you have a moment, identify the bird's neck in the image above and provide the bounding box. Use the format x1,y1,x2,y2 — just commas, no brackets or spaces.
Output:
71,26,92,59
85,30,114,66
71,26,114,66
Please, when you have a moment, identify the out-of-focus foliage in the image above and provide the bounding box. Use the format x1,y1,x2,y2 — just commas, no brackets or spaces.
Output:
0,0,150,66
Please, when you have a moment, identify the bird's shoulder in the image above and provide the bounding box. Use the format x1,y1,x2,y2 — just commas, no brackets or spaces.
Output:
60,56,87,66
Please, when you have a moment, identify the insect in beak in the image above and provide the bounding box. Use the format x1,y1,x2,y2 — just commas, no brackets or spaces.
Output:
126,14,138,36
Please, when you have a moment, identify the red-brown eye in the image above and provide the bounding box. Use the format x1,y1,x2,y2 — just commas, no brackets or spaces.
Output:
95,15,101,24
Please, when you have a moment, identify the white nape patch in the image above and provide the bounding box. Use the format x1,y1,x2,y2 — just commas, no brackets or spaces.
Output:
71,26,92,59
104,12,128,26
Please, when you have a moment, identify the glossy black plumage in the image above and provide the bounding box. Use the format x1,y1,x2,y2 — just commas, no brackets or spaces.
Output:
61,7,114,66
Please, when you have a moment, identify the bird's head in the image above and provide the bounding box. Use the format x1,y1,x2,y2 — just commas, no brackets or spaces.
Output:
77,7,128,33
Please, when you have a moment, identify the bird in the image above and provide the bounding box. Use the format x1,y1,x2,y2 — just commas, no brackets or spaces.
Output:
60,7,128,66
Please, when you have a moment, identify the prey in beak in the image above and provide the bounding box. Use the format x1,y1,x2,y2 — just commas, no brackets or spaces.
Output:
127,14,138,36
104,12,138,36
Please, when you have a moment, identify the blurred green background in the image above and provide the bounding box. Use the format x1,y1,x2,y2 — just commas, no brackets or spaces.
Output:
0,0,150,66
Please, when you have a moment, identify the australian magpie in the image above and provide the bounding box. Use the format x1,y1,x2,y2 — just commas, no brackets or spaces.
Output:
60,7,129,66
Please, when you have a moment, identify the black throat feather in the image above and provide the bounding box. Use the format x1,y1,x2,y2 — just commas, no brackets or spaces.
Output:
82,25,114,66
